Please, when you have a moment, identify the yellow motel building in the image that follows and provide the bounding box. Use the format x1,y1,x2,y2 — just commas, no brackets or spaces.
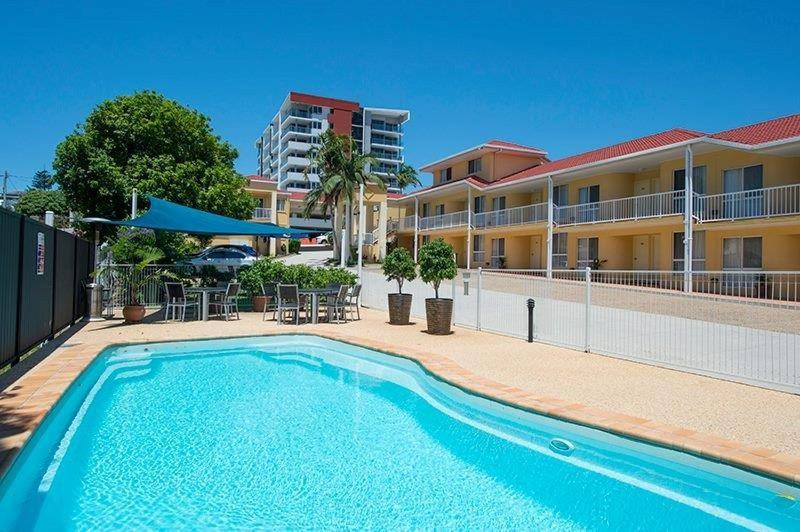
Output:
389,114,800,280
215,175,394,261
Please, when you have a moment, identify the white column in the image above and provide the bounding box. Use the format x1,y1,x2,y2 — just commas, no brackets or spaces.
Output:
546,176,554,278
683,145,694,293
378,200,388,260
466,188,472,269
413,197,419,261
344,197,352,263
269,192,278,256
358,184,365,279
339,203,346,267
131,188,138,219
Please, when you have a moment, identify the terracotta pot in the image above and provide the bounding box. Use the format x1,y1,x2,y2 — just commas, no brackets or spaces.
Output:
122,305,146,323
387,293,412,325
252,295,267,312
425,298,453,335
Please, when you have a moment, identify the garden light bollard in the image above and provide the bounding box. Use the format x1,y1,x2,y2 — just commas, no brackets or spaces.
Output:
462,271,470,296
527,298,535,343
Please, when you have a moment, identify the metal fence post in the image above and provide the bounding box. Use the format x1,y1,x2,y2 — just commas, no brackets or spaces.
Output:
476,267,482,331
584,267,591,352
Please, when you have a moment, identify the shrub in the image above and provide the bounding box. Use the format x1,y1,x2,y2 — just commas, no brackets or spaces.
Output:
238,257,286,295
288,239,301,254
382,248,416,294
417,238,457,299
311,267,357,288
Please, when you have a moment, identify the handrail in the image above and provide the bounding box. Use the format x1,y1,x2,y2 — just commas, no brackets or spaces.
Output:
473,202,548,229
696,183,800,222
555,190,685,226
419,210,469,230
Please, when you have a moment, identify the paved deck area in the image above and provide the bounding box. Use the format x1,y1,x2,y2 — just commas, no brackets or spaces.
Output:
2,308,799,484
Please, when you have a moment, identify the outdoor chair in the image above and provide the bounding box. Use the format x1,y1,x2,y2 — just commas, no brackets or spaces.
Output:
261,282,278,321
209,282,241,321
345,284,361,321
277,284,304,325
324,285,349,324
164,282,200,322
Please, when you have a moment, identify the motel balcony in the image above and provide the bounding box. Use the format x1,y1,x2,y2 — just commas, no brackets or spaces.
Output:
252,208,272,221
473,202,548,229
554,190,686,226
695,183,800,222
419,210,470,231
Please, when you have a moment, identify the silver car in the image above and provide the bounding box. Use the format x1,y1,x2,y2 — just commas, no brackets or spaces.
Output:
180,247,257,272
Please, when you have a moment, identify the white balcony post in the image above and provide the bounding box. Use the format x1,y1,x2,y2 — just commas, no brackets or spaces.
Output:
269,192,278,256
131,188,138,219
413,197,419,261
584,267,592,352
357,184,365,280
467,188,472,269
683,145,694,293
546,176,554,278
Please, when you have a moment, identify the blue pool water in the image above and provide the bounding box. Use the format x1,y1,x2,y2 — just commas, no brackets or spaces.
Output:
0,335,798,530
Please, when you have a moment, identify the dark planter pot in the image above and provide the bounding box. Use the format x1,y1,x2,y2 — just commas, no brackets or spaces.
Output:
387,293,412,325
425,298,453,335
252,295,267,312
122,305,146,323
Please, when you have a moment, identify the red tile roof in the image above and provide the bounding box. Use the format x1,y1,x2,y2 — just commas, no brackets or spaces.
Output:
494,128,705,186
484,139,547,154
710,113,800,145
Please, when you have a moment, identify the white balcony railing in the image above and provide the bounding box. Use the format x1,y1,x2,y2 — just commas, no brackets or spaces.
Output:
473,202,548,229
252,208,272,220
472,250,485,264
400,215,417,230
555,190,685,226
419,210,469,231
696,184,800,222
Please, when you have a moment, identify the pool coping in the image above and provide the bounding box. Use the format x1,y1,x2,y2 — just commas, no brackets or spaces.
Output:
1,331,799,487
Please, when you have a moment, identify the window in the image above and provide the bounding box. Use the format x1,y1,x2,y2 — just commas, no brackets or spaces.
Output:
577,185,599,223
473,195,485,213
552,185,569,206
276,199,286,212
310,105,323,114
672,231,705,271
723,165,764,218
422,235,431,245
673,166,707,194
472,235,485,264
311,121,322,130
723,237,762,270
552,233,567,268
490,238,505,268
468,157,482,174
491,196,506,211
435,204,445,216
577,237,599,269
439,167,452,182
422,203,430,217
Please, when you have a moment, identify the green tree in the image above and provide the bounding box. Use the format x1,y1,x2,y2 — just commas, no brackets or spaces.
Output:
391,162,421,192
53,90,255,233
303,129,386,260
417,238,457,299
15,189,68,217
31,169,54,190
382,247,417,294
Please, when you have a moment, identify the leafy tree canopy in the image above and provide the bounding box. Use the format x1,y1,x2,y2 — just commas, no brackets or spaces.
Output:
382,247,417,293
53,91,255,226
15,189,68,217
417,238,457,298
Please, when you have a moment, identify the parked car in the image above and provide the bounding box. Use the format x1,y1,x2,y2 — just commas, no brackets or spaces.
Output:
202,244,257,257
178,247,257,272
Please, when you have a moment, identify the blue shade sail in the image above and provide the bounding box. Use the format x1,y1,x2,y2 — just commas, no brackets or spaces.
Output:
84,196,309,238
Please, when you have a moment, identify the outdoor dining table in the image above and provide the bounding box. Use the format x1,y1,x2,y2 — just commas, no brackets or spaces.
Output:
185,286,227,321
298,288,339,325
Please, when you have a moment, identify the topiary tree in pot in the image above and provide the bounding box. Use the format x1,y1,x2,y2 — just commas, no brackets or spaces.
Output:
382,248,417,325
417,238,457,335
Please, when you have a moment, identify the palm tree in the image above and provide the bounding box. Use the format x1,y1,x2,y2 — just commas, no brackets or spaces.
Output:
304,130,386,262
391,162,421,192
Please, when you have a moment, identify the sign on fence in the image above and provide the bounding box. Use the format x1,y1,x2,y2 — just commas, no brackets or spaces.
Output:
36,231,46,275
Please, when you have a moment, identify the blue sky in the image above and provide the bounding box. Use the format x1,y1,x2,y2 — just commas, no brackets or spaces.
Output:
1,1,799,191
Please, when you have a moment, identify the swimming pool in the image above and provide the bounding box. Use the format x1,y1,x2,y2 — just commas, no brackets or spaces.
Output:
0,335,798,529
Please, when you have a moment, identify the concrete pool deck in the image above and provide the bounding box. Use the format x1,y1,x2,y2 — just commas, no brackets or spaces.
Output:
1,308,799,484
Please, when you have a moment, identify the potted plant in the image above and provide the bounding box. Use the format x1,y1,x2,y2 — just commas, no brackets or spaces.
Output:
382,248,417,325
417,238,457,335
98,248,173,323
